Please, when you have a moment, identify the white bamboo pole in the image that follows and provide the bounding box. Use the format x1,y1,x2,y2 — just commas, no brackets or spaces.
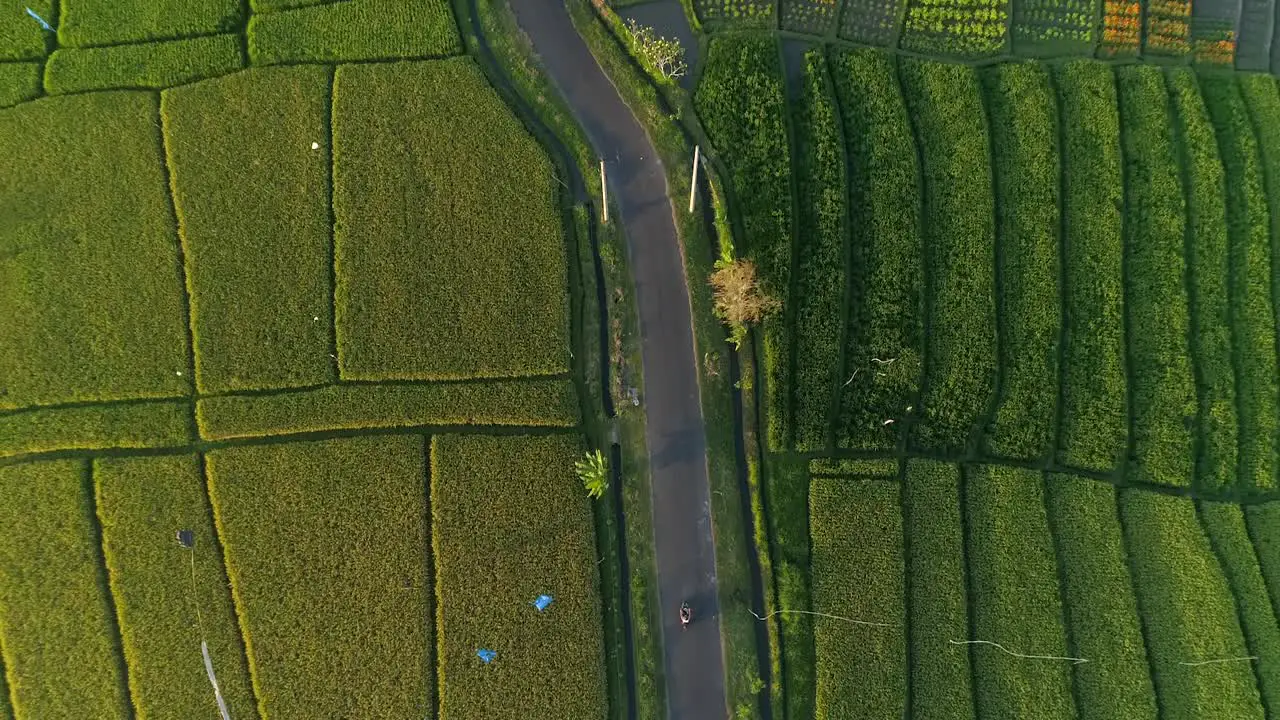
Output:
600,160,608,224
689,145,700,214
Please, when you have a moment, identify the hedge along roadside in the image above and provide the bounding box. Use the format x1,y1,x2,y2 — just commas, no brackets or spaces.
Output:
1199,73,1280,496
1116,65,1197,488
965,465,1074,719
808,478,907,719
1165,67,1238,493
694,33,795,451
0,459,130,719
1119,490,1264,719
1238,74,1280,494
206,436,433,717
903,459,976,720
1054,60,1128,474
333,58,571,382
0,91,192,411
1045,474,1157,720
899,58,998,456
43,35,244,94
980,61,1061,462
94,454,256,718
163,64,334,395
790,48,848,454
247,0,461,64
1199,501,1280,712
432,433,608,720
0,399,192,461
827,48,924,453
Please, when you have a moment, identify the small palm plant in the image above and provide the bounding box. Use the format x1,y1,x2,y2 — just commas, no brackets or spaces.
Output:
576,449,609,500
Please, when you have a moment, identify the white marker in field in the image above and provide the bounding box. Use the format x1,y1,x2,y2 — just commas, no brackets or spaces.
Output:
689,145,700,214
600,160,608,224
311,142,320,150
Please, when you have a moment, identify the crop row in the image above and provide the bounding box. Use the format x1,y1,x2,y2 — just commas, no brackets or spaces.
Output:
1199,501,1280,710
694,0,777,26
901,0,1009,56
695,35,795,450
828,49,925,452
0,460,131,718
1116,65,1197,488
0,91,191,413
1056,61,1129,473
781,0,841,34
839,0,908,46
44,34,245,94
58,0,241,47
1011,0,1096,55
966,465,1074,718
1119,491,1264,717
1144,0,1192,56
431,434,608,719
792,50,848,453
1167,68,1238,492
334,59,571,383
1201,74,1280,495
1045,474,1157,718
981,61,1061,461
96,455,257,717
806,463,1280,718
247,0,460,64
1100,0,1141,56
899,59,998,455
809,478,907,718
163,64,334,395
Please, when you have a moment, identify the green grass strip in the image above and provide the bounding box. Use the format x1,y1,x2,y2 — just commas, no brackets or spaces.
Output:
1045,474,1156,720
95,455,256,717
1201,74,1280,495
1200,501,1280,712
1244,501,1280,622
0,62,40,107
207,436,432,717
695,34,794,450
1166,68,1238,493
333,58,570,382
966,465,1074,718
0,399,191,460
1116,65,1196,488
1055,61,1128,473
196,378,578,440
807,457,899,477
980,61,1061,461
247,0,460,64
790,49,847,453
44,35,244,94
0,91,191,411
432,434,607,718
0,0,51,60
809,478,906,718
162,65,333,395
1120,490,1264,719
828,48,924,452
903,459,975,720
900,59,998,455
765,454,816,720
58,0,241,46
0,459,130,718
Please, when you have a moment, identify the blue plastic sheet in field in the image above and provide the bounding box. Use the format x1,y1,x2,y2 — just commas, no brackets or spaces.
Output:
25,7,53,31
476,649,497,664
533,594,553,611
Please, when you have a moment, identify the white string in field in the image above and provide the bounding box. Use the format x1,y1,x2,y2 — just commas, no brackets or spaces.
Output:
749,609,1261,668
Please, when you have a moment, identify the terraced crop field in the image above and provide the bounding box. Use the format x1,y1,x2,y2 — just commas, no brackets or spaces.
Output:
693,31,1280,720
0,3,610,717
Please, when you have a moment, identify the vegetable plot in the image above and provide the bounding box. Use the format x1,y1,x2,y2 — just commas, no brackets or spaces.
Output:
901,0,1009,57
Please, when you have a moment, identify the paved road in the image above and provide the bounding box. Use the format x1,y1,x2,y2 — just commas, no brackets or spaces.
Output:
505,3,728,718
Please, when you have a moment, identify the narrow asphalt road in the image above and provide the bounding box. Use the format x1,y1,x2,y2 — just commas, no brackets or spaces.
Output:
505,3,729,718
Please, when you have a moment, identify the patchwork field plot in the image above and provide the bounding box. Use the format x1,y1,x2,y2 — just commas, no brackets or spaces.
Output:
0,12,609,715
838,0,907,45
334,59,571,382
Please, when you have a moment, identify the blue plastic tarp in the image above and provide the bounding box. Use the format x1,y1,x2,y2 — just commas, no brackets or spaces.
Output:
25,7,53,31
476,649,497,664
533,594,553,612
